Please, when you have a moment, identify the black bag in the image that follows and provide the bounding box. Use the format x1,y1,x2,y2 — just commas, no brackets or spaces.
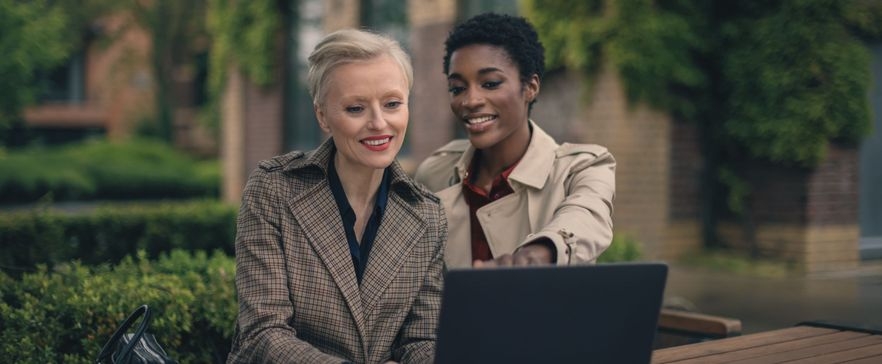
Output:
96,305,177,364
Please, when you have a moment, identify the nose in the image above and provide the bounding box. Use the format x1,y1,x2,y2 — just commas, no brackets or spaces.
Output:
367,103,388,130
461,89,485,109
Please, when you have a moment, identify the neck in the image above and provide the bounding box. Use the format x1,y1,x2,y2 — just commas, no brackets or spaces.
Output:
333,154,385,206
478,120,532,177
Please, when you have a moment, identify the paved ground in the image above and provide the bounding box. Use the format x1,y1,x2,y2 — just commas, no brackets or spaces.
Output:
664,262,882,334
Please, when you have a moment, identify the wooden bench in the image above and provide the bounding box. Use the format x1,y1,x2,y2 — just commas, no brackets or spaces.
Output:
655,309,743,349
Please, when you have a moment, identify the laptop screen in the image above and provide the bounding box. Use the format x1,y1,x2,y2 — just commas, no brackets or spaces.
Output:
435,263,668,364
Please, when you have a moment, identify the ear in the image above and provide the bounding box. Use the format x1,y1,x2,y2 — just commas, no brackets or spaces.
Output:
525,74,540,103
314,103,331,133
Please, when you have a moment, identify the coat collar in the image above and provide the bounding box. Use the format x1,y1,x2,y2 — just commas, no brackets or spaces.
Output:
285,138,424,201
451,120,558,190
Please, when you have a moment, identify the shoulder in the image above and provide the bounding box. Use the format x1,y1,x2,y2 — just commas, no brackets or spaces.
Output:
555,143,615,164
244,150,309,194
419,139,470,167
552,143,616,174
555,143,611,159
257,150,307,172
414,140,469,190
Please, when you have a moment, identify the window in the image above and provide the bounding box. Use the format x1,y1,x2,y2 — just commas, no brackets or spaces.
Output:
37,52,86,104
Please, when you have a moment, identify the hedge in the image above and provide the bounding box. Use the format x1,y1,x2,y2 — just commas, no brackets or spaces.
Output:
598,233,642,263
0,217,639,362
0,139,219,204
0,200,237,272
0,199,640,271
0,250,237,363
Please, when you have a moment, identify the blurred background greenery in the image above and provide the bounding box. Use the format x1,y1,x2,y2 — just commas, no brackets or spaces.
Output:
2,0,882,362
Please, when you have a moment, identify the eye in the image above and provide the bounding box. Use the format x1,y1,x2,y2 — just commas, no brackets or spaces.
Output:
385,100,403,109
482,80,502,89
448,85,465,96
345,105,364,113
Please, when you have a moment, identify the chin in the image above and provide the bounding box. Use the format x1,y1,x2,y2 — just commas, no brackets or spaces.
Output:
467,133,498,150
364,154,398,170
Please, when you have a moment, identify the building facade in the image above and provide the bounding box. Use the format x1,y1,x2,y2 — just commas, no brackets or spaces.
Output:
220,0,878,273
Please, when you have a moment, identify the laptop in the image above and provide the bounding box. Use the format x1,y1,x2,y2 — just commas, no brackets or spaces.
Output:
434,263,668,364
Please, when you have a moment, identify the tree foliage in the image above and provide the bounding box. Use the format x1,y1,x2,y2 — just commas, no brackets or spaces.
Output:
523,0,877,166
126,0,210,142
206,0,281,93
722,1,871,164
201,0,281,132
0,0,71,141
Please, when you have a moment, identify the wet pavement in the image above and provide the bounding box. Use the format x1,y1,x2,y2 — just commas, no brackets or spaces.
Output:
663,262,882,334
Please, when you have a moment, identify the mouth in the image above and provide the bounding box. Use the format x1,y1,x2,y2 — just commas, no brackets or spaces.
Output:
361,135,393,151
463,115,497,132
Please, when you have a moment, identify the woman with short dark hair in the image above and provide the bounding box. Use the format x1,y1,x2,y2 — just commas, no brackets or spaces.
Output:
415,13,615,269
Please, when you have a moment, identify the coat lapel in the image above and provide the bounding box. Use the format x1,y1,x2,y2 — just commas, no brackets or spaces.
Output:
359,192,425,319
437,184,472,268
289,183,367,335
285,140,367,338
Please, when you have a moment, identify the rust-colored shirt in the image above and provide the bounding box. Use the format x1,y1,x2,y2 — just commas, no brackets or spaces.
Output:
462,154,520,262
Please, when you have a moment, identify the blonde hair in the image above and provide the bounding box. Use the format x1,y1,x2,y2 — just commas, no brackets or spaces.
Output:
307,29,413,106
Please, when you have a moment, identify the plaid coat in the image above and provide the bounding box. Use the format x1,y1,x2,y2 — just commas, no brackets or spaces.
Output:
227,139,446,364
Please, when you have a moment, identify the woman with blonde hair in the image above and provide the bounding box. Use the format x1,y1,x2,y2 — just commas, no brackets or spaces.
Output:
229,29,445,364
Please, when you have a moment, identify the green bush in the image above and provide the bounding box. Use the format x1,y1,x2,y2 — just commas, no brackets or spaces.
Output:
0,200,237,272
0,250,236,363
598,233,642,263
0,139,219,204
524,0,876,166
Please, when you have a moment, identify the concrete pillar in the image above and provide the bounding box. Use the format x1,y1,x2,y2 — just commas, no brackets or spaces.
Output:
222,67,245,204
323,0,359,31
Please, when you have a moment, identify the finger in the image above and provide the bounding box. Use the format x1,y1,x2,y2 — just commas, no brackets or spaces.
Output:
528,255,548,266
512,251,531,266
520,244,553,265
474,259,495,268
495,254,514,267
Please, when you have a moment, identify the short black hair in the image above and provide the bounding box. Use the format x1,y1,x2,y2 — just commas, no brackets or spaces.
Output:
443,13,545,84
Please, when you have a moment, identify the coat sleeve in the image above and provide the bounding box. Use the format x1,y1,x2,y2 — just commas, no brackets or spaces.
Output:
391,205,447,363
227,168,348,364
518,146,616,264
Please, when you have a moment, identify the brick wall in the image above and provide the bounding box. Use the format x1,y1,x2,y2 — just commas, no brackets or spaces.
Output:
718,144,861,272
221,32,286,203
805,144,861,271
669,121,702,220
404,0,459,162
24,13,154,139
808,144,860,225
664,120,703,259
408,19,457,162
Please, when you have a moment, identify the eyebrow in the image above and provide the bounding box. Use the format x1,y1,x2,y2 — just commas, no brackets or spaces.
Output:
448,67,504,80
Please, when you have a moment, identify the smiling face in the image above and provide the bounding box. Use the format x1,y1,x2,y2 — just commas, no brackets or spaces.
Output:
315,54,409,174
447,44,539,152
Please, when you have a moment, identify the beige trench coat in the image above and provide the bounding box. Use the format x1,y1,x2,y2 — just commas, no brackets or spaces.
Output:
414,122,615,269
